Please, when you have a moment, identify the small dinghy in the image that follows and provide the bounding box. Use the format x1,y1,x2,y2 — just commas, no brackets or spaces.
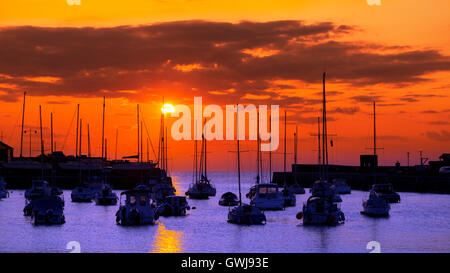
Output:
94,184,118,205
361,190,390,217
219,192,239,207
31,196,65,225
157,196,190,216
116,189,158,225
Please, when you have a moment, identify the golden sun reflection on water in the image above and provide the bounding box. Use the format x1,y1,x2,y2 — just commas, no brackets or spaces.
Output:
171,176,184,195
150,223,184,253
150,175,185,253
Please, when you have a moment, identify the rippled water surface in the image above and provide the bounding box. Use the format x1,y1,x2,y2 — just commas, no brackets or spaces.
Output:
0,171,449,253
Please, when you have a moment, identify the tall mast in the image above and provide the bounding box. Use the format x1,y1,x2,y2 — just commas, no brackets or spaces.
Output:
294,125,298,185
39,105,44,156
165,126,168,175
161,97,165,171
115,128,118,160
204,124,207,179
105,138,107,160
50,112,53,154
141,121,143,164
317,117,321,166
256,111,260,184
76,104,79,157
29,128,32,157
88,124,91,157
322,72,328,182
237,104,242,206
137,104,140,163
20,92,26,158
259,113,263,183
373,101,377,184
79,118,82,156
146,138,149,162
283,110,287,188
373,101,376,156
194,121,198,183
101,96,105,159
269,113,272,182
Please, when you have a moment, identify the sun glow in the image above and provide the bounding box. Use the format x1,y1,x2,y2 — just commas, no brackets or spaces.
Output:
161,103,175,114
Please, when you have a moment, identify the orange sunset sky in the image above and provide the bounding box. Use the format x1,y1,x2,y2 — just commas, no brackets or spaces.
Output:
0,0,449,171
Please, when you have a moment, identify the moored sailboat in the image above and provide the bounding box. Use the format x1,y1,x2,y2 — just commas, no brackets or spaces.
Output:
186,127,216,199
297,72,345,225
247,111,284,210
228,104,266,225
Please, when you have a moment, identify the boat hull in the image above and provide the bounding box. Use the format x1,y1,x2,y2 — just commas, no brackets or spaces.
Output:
116,207,157,225
250,197,284,210
95,197,117,206
227,205,266,225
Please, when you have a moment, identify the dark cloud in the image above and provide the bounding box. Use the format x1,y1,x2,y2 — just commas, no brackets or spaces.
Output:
351,95,383,103
425,130,450,141
329,106,359,115
0,20,450,105
428,121,450,125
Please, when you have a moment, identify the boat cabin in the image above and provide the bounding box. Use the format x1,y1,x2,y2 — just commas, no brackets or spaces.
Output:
120,189,154,208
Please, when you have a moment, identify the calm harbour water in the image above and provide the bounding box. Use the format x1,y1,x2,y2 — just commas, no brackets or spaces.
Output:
0,171,449,253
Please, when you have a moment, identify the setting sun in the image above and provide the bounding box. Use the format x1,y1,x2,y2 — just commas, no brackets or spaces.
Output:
161,104,175,114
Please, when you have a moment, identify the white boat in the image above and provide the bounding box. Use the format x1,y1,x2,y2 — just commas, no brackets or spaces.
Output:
372,183,401,203
0,177,8,199
31,196,65,225
71,184,93,202
247,183,285,210
228,104,266,225
361,190,390,217
299,196,345,225
332,178,351,194
116,189,158,225
156,196,190,216
94,184,118,205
